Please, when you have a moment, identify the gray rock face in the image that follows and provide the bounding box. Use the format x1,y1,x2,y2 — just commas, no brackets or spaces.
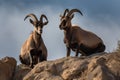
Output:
0,57,16,80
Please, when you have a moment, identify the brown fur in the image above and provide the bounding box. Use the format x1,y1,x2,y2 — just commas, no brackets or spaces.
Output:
19,14,48,68
59,9,105,57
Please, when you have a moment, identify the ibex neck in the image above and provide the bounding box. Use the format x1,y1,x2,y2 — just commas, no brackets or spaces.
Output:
64,26,71,33
33,31,42,48
64,22,72,31
33,31,41,38
64,27,72,39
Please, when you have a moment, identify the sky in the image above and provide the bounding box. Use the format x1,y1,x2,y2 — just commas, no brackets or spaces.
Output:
0,0,120,63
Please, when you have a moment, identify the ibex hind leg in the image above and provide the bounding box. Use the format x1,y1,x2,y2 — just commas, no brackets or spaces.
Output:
95,43,106,53
19,55,26,64
19,55,25,64
79,44,91,56
19,55,30,66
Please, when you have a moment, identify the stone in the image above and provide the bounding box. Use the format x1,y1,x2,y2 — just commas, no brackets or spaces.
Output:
1,51,120,80
13,64,31,80
0,56,16,80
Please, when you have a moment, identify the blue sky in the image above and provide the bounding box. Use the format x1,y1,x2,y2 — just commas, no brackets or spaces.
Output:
0,0,120,63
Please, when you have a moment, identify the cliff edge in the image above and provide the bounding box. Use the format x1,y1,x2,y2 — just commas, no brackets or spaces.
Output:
0,51,120,80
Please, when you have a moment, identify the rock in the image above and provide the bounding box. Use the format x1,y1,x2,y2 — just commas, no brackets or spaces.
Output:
13,64,31,80
22,52,120,80
1,51,120,80
0,56,16,80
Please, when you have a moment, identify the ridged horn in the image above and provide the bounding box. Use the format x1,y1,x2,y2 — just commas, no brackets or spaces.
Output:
63,9,69,17
67,9,83,17
40,14,48,25
24,13,38,22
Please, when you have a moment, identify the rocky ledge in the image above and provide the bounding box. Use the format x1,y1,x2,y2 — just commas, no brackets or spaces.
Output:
0,51,120,80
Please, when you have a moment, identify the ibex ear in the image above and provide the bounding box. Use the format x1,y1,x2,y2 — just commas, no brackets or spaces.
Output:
29,19,34,25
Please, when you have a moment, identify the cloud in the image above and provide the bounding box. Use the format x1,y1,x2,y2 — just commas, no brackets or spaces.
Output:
0,0,120,64
81,17,120,52
0,5,66,63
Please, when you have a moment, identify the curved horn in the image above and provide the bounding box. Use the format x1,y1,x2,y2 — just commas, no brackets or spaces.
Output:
63,9,69,17
67,9,83,17
40,14,48,25
24,13,38,22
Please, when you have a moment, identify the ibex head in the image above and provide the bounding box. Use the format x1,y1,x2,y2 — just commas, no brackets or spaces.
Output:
59,9,83,30
24,14,48,34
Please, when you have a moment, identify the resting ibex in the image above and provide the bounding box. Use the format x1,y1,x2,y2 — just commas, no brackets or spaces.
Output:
59,9,105,57
19,13,48,68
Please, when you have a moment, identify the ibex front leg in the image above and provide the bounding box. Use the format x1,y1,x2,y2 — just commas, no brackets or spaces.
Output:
75,48,79,57
66,47,71,57
37,50,42,62
29,49,37,68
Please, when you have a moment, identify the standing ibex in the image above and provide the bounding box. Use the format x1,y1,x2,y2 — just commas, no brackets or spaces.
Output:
59,9,105,57
19,13,48,68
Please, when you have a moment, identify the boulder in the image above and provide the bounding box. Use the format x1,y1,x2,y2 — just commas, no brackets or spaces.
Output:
0,57,16,80
1,51,120,80
13,64,31,80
